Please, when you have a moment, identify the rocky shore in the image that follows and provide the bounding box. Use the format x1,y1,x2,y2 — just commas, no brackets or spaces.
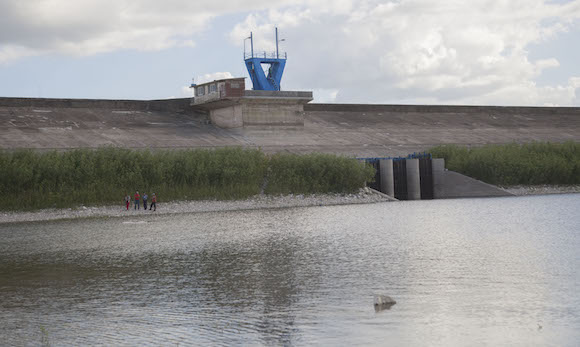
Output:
0,188,392,224
502,185,580,196
1,186,578,225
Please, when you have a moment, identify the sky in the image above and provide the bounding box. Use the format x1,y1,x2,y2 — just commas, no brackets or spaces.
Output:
0,0,579,105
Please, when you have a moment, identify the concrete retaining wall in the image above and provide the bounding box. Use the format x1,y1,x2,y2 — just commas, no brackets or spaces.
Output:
195,91,312,127
204,94,311,127
435,170,513,199
432,158,512,199
245,90,313,99
242,101,304,126
210,105,243,128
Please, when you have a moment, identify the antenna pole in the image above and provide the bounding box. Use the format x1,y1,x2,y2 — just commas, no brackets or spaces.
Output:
250,32,254,58
276,27,279,59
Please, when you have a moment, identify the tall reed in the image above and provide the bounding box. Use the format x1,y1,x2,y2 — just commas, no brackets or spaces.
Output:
0,147,374,211
0,147,268,210
266,152,375,195
429,142,580,185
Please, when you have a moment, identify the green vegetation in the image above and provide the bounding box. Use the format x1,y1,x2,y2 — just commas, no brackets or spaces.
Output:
266,152,375,195
429,142,580,186
0,147,374,211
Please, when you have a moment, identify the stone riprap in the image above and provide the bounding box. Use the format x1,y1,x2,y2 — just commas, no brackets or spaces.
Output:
502,185,580,196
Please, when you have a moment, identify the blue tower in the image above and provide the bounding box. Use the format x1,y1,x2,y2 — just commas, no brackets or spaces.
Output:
244,28,286,91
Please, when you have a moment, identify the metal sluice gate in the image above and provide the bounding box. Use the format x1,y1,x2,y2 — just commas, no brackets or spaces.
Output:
359,152,434,200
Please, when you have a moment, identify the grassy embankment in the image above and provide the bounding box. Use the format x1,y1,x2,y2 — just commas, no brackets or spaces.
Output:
0,147,375,211
429,142,580,186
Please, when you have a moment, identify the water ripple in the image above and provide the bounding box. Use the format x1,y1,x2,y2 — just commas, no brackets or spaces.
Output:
1,195,580,345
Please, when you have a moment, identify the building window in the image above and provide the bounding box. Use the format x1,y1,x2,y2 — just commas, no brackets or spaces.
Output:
230,83,239,88
197,86,205,96
209,84,217,93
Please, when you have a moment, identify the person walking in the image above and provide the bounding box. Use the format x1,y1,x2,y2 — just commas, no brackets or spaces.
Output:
149,193,157,211
143,193,148,211
124,194,131,210
134,191,140,210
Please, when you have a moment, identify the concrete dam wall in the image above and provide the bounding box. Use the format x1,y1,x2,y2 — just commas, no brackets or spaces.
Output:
0,97,197,113
1,97,579,157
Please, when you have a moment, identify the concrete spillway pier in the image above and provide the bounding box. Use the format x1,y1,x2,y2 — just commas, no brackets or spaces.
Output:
379,159,394,198
406,159,421,200
372,157,513,200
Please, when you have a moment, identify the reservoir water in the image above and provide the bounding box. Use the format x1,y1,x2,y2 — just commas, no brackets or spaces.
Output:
1,194,579,346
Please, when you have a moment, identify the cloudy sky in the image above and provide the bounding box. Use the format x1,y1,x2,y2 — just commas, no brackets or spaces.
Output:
1,0,579,105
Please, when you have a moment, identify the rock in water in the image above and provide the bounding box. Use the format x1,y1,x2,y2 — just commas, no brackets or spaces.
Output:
374,295,396,311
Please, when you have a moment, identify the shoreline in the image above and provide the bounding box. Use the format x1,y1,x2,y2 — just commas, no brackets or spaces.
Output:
1,186,579,225
0,188,391,224
501,184,580,196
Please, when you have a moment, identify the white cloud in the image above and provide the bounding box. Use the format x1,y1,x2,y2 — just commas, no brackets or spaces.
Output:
178,73,235,98
195,71,234,84
0,0,302,62
0,44,37,64
230,0,580,106
181,86,194,97
1,0,580,105
312,88,339,103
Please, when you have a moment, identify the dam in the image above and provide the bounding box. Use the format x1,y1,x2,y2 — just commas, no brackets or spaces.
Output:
1,96,579,158
2,27,579,201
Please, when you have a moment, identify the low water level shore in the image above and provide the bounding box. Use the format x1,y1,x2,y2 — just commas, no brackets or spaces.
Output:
0,188,391,224
502,184,580,196
1,186,579,224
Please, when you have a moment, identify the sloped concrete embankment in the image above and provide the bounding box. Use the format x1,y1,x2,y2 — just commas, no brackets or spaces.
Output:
431,159,512,199
2,97,580,157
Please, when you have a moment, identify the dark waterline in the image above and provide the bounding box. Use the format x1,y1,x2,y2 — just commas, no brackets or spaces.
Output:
1,195,579,346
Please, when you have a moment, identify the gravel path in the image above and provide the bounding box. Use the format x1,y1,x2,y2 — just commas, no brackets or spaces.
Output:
0,188,392,224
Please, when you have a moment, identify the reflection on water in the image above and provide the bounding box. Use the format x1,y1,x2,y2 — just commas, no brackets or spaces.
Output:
1,194,580,345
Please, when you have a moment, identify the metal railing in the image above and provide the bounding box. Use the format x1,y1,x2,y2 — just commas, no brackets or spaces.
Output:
357,152,432,163
244,51,287,60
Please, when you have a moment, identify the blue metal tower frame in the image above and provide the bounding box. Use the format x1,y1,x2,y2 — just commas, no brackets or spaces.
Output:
244,28,286,91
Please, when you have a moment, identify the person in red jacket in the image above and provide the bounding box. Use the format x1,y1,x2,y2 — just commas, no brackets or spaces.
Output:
134,191,140,210
124,194,130,210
